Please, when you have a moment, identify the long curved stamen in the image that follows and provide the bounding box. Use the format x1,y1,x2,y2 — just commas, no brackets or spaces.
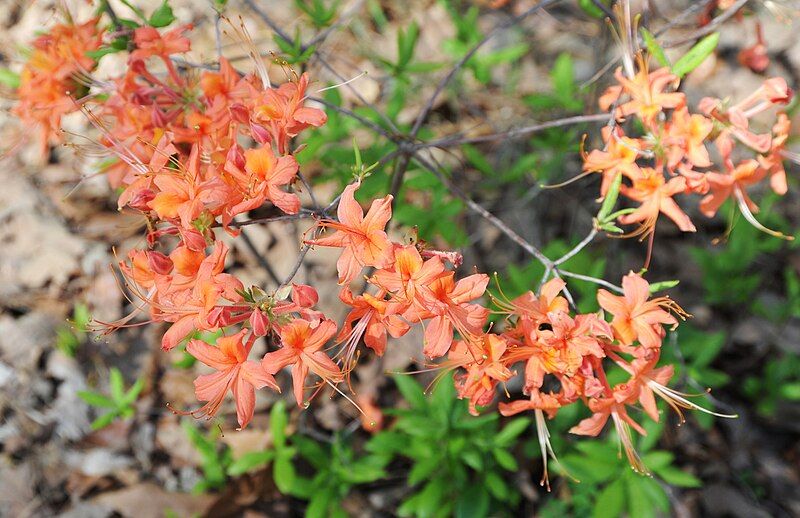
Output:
535,409,577,491
646,381,738,423
734,186,793,240
611,411,648,474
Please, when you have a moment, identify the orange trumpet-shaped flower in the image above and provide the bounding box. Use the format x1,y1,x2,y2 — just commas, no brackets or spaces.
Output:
14,18,103,152
183,330,279,429
582,127,642,196
262,318,341,406
371,245,446,305
305,181,394,284
224,145,300,220
407,272,490,358
252,73,327,153
337,288,410,357
596,272,682,349
451,335,514,415
601,63,685,126
618,167,696,236
666,107,713,169
699,159,765,218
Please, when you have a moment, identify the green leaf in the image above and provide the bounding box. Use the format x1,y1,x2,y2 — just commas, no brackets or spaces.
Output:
409,455,442,486
394,375,427,409
779,382,800,400
460,450,483,470
648,279,680,294
492,448,517,471
273,454,297,494
642,451,673,471
270,400,289,448
455,484,489,518
91,412,118,430
578,0,608,18
597,172,622,222
78,391,117,409
657,466,702,488
641,28,670,67
149,1,176,28
494,417,529,447
228,450,274,476
593,478,626,518
626,474,655,518
482,43,529,66
109,368,125,402
0,68,20,89
485,471,510,501
122,378,144,405
672,33,719,78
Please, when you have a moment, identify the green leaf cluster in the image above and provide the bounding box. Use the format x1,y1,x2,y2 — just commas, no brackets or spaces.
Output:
78,367,144,430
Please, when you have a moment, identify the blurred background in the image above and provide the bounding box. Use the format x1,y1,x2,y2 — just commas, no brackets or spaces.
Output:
0,0,799,516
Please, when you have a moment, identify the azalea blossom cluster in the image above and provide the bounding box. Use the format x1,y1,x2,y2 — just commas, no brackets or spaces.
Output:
13,17,103,154
11,13,745,483
584,57,794,242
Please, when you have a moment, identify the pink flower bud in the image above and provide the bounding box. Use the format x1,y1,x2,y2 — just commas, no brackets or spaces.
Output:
181,228,207,251
147,251,173,275
226,144,245,170
250,122,272,145
151,105,168,128
125,188,155,211
249,310,270,336
292,284,319,308
229,103,250,124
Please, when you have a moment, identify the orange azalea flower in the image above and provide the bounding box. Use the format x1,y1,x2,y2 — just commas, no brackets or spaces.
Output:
601,62,685,126
371,245,446,305
14,18,103,152
262,318,341,406
157,242,244,350
130,24,192,85
450,335,514,415
596,272,683,349
666,107,713,169
757,113,791,195
181,330,278,429
500,391,569,490
337,287,410,358
252,72,327,153
305,180,394,284
540,312,609,373
496,277,569,325
699,159,764,218
582,127,643,196
618,166,696,236
405,272,489,358
569,392,649,473
224,144,300,219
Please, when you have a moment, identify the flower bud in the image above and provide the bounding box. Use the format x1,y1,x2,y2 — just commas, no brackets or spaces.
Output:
181,228,207,251
125,188,156,211
147,251,173,275
229,103,250,124
226,143,245,170
291,284,319,308
250,122,272,145
249,309,270,336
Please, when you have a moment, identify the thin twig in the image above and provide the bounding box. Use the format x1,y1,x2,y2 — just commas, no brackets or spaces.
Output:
282,243,312,286
238,225,282,285
554,228,599,266
558,269,623,293
418,113,609,149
